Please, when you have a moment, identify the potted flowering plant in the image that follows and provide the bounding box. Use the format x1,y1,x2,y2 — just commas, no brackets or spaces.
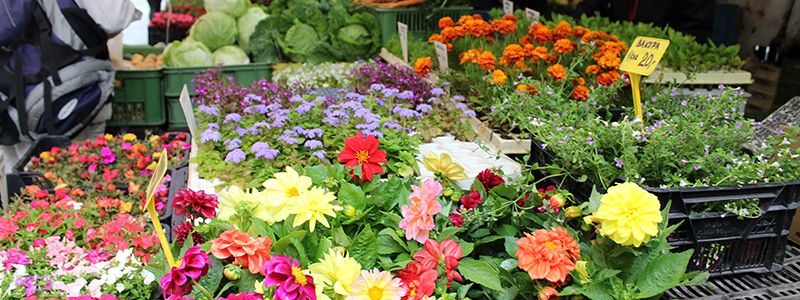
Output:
148,4,205,44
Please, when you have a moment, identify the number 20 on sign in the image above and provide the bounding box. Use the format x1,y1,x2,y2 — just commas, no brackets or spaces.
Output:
619,36,670,124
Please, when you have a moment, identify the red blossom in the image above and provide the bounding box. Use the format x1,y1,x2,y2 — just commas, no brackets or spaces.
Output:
449,213,463,227
337,132,388,182
460,190,483,210
172,189,218,219
476,169,505,191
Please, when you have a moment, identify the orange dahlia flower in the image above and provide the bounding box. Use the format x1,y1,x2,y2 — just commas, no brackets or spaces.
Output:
597,70,621,86
547,64,567,81
553,38,575,54
516,227,580,283
489,70,507,85
538,286,559,300
414,57,433,77
438,17,455,29
476,51,497,70
210,229,273,275
491,19,517,35
571,85,589,101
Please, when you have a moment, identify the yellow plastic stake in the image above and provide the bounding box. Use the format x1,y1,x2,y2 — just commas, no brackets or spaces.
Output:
145,149,176,268
619,36,670,124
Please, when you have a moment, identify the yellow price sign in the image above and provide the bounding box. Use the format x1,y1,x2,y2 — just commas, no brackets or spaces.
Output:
619,37,670,124
144,149,176,268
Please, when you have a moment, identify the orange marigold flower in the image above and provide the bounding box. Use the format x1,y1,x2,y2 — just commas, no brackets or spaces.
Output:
571,85,589,101
529,23,553,43
538,286,559,300
547,64,567,81
572,25,588,37
573,77,586,86
519,35,532,45
513,60,528,69
502,14,518,22
585,64,600,74
553,21,573,38
516,227,580,283
517,84,538,94
442,26,464,42
597,71,621,86
528,46,549,62
447,42,454,52
597,51,621,69
460,49,481,64
553,38,575,54
210,229,273,275
464,19,492,37
414,57,433,77
438,17,455,29
476,51,497,71
600,41,628,55
500,44,526,65
489,70,507,85
491,19,517,35
428,33,445,44
457,15,474,25
581,30,607,43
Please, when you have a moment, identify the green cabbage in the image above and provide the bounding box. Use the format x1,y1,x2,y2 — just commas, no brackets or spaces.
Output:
250,15,292,64
212,46,250,65
204,0,249,17
163,40,213,67
277,22,319,62
237,7,269,53
190,11,237,51
331,13,381,61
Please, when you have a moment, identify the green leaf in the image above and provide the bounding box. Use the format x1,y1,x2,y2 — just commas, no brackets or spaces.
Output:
458,283,474,299
303,165,329,186
457,258,503,291
634,250,694,298
503,236,518,257
350,225,378,269
332,226,351,247
495,224,519,236
496,286,519,300
459,241,474,257
470,228,491,238
339,182,367,211
587,187,602,213
377,228,405,255
314,238,332,261
273,230,307,253
238,271,258,293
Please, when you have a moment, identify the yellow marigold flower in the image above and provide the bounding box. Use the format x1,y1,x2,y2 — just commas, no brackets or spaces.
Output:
309,248,362,296
122,133,137,142
423,153,467,181
39,151,53,161
490,69,507,85
146,161,157,171
290,186,341,232
592,182,662,247
104,134,114,141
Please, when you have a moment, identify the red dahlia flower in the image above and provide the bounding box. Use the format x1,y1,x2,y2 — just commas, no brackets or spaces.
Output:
476,169,505,191
172,189,219,219
460,190,483,210
398,261,437,300
337,132,387,182
413,239,463,288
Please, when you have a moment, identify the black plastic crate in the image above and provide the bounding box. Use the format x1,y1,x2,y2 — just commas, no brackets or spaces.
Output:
528,138,602,202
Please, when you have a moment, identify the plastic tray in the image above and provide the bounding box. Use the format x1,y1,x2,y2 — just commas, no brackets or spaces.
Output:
368,6,473,44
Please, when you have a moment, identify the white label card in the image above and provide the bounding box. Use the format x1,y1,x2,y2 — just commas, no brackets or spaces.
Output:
178,85,199,143
434,41,449,72
398,22,409,63
526,8,540,24
503,0,514,16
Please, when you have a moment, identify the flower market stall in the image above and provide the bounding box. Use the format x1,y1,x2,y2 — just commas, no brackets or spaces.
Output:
2,1,800,300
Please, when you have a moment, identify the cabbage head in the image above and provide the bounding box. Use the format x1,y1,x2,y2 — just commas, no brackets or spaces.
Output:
331,13,380,61
212,46,250,65
190,11,238,51
277,22,319,62
237,7,268,53
163,40,213,67
204,0,249,17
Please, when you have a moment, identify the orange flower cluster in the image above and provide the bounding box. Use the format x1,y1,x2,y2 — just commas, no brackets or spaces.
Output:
517,84,538,95
414,57,433,77
553,38,575,54
490,70,507,85
547,64,567,81
476,51,497,71
516,227,580,283
438,16,455,29
491,19,517,35
499,44,526,66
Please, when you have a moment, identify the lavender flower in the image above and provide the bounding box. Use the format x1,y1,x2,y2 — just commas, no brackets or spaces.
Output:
198,105,219,116
383,88,399,98
383,121,403,130
289,95,304,103
614,158,624,169
200,128,221,143
224,113,242,123
304,140,323,149
462,109,476,117
416,104,433,113
397,108,422,118
397,90,414,100
587,136,594,145
693,164,702,170
311,150,326,160
369,83,386,92
225,149,247,163
452,95,465,102
278,131,299,144
430,87,444,96
251,142,279,159
305,128,323,138
356,122,380,131
427,97,440,103
346,92,366,101
296,101,315,115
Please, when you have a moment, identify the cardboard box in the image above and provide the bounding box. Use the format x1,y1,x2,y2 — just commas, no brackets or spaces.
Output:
790,210,800,245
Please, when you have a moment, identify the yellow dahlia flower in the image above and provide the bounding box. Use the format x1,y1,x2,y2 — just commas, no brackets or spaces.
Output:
217,185,273,224
291,186,341,232
592,182,662,247
346,269,405,300
309,248,362,296
422,153,467,181
262,166,313,222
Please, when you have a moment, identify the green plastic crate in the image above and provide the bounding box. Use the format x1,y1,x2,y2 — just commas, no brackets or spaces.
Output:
109,69,165,126
163,63,273,97
369,6,473,45
166,96,199,130
123,45,164,58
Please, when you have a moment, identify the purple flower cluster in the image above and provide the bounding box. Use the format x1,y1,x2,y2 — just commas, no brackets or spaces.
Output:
350,58,434,105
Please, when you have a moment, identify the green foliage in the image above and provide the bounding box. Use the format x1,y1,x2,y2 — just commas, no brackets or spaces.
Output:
457,258,504,291
236,7,269,53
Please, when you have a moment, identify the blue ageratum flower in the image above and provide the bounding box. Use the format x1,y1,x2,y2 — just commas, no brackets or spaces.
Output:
397,90,414,100
430,87,444,96
200,127,221,143
304,128,323,138
304,140,323,149
225,148,247,163
311,150,326,160
224,138,241,150
369,84,386,92
224,113,241,123
198,105,219,116
251,142,279,159
416,104,433,113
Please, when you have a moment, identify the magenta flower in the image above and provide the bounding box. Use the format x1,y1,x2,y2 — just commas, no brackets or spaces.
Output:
100,147,115,164
263,255,316,300
217,292,263,300
160,246,211,298
172,189,219,219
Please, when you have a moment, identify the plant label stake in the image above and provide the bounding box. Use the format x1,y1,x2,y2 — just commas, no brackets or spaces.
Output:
434,41,449,72
398,22,408,63
619,36,670,124
179,85,199,144
144,149,176,268
0,154,7,213
526,8,540,24
503,0,514,16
